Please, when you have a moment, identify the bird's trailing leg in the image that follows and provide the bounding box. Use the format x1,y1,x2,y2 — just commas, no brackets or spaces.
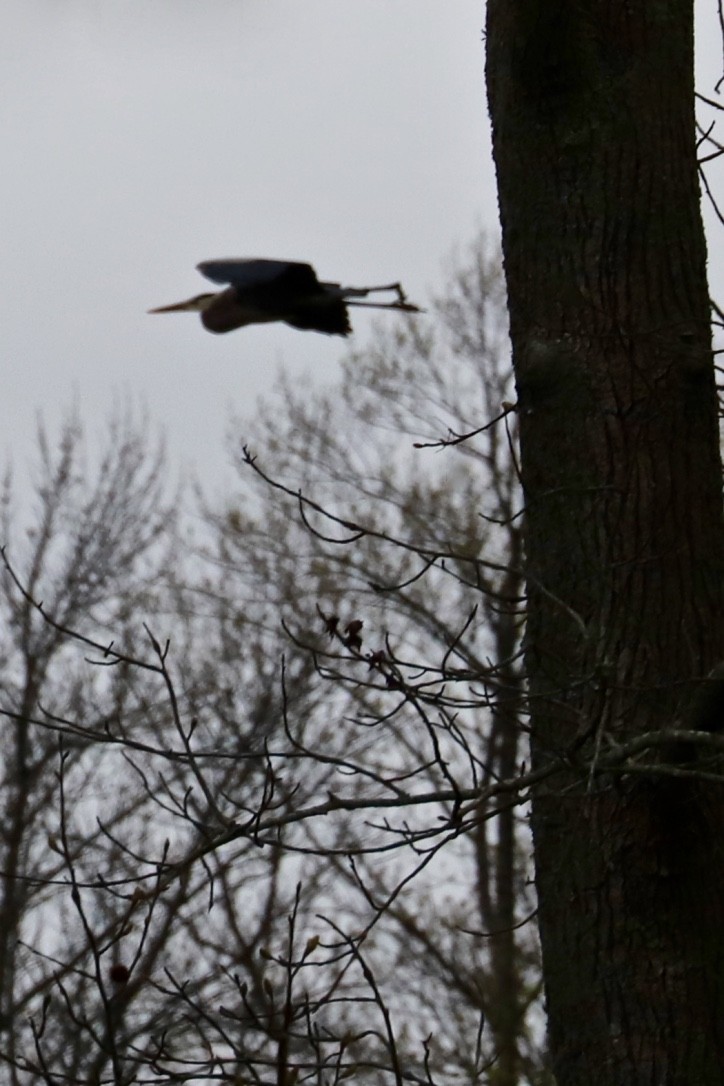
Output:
342,282,422,312
345,299,423,313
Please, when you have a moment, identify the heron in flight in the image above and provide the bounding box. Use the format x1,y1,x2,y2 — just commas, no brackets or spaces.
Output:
149,259,422,337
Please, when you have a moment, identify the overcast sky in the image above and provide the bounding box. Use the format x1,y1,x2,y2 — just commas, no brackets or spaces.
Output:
2,2,723,504
0,2,494,501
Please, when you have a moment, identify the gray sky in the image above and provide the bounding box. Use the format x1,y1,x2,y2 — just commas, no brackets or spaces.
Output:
2,2,722,502
1,2,493,498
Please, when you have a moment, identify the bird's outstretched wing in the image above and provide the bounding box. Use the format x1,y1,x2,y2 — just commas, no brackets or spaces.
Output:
197,259,321,292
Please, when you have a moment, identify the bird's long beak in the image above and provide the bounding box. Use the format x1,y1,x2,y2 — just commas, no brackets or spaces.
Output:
148,293,216,314
148,301,190,314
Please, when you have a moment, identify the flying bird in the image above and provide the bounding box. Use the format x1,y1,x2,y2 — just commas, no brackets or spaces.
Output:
149,259,422,337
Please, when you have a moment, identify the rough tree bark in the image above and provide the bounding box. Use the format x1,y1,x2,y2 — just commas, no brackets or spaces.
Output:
486,2,724,1083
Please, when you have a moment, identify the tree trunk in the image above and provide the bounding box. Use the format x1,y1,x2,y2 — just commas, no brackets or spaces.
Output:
485,2,724,1082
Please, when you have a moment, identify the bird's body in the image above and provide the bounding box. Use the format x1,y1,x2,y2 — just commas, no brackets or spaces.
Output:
149,258,421,336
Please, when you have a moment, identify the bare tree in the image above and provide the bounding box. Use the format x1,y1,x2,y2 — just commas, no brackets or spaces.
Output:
0,411,325,1085
198,238,547,1085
